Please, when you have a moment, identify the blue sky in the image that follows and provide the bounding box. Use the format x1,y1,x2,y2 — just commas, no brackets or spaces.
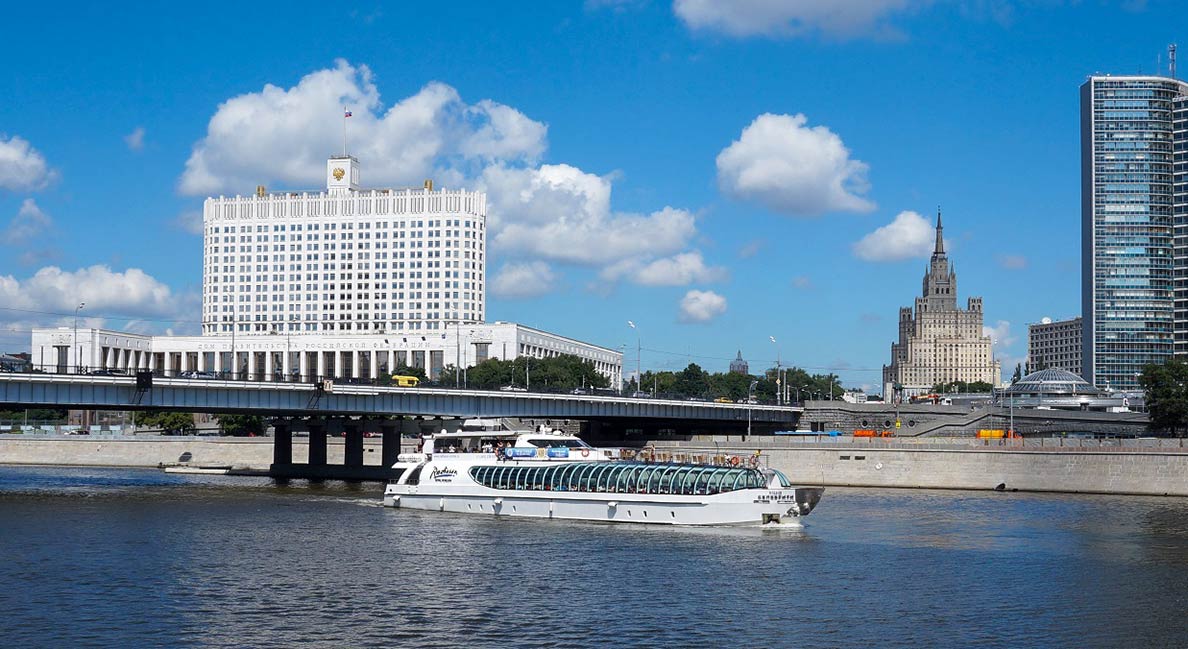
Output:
0,0,1181,391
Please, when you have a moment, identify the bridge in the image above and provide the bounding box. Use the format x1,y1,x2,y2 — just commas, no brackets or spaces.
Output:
0,372,802,481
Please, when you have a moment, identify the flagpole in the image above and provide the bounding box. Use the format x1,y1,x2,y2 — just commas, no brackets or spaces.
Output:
342,107,347,156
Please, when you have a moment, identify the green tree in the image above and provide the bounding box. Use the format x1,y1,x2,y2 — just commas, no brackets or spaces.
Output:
215,414,265,436
0,408,67,421
138,411,196,435
1012,363,1022,384
1139,358,1188,436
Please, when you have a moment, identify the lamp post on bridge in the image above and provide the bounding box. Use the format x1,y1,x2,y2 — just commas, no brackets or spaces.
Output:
627,320,640,395
769,336,781,406
73,302,85,374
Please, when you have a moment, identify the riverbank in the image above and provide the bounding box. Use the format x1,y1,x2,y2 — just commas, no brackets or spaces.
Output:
5,433,1188,496
649,436,1188,497
0,434,390,472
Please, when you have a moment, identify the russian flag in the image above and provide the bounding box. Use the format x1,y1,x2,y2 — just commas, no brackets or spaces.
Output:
344,109,353,118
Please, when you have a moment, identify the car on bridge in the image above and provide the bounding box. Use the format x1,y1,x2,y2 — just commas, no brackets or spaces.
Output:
499,385,527,392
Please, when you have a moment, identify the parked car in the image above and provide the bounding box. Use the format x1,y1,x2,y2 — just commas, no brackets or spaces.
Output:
88,368,126,376
499,385,528,392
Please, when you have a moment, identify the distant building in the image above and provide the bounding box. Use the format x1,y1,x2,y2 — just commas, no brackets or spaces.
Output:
1081,74,1188,390
729,350,749,375
1028,317,1081,377
882,211,1001,399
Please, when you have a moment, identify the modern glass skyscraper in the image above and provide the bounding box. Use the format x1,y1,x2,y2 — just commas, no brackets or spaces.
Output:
1081,75,1187,391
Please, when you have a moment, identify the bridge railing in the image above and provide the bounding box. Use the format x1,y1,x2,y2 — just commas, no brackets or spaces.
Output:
5,365,800,407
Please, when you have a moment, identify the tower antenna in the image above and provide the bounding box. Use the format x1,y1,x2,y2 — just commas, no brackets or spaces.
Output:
1171,44,1178,79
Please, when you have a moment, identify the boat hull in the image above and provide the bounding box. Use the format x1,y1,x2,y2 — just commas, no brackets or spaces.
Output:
382,486,824,526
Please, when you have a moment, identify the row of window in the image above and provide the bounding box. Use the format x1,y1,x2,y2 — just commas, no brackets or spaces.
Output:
466,462,771,495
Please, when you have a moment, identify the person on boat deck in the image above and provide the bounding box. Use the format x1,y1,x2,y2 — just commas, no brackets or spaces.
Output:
481,442,493,453
495,442,506,461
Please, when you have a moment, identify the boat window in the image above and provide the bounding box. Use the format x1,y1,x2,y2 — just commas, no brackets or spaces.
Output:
467,462,769,494
527,438,592,449
592,464,616,492
404,464,423,486
768,469,793,488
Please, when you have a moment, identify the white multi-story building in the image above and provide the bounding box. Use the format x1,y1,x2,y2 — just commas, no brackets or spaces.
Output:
203,155,486,336
31,155,622,385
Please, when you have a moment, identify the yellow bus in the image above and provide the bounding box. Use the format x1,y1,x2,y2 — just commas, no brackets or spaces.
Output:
392,375,420,387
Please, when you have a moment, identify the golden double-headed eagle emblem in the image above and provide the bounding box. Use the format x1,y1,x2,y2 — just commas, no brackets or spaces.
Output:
332,167,346,181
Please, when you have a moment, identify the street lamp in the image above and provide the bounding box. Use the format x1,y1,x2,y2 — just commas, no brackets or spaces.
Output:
747,380,757,439
73,301,85,374
628,320,640,395
769,336,781,406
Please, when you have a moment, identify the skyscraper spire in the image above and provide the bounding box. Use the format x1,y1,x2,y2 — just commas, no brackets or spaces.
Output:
934,207,944,256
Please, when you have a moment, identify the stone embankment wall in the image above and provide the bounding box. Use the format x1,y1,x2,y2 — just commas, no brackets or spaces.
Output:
0,435,392,471
799,402,1149,437
649,435,1188,497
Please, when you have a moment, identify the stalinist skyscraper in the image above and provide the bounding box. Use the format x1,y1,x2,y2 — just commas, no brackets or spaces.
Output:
882,212,1001,399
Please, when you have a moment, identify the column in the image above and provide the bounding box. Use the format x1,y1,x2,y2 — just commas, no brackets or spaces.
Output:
282,350,291,382
344,422,364,468
148,352,156,373
381,424,400,469
272,420,292,466
308,422,327,467
248,351,258,381
370,351,379,381
214,351,222,376
265,350,275,382
352,350,360,380
299,351,308,383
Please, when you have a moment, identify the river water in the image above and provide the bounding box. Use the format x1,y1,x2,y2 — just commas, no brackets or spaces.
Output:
2,466,1187,648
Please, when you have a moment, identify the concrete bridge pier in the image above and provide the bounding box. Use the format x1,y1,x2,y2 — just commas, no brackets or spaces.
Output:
308,421,327,471
344,422,364,473
381,424,400,468
273,420,293,468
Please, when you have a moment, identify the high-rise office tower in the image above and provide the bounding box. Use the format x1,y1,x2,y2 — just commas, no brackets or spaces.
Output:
1081,74,1188,391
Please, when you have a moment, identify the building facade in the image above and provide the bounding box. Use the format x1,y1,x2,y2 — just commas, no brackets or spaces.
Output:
31,154,621,385
1028,316,1082,377
31,321,622,387
1081,75,1188,390
202,155,486,336
882,212,1001,398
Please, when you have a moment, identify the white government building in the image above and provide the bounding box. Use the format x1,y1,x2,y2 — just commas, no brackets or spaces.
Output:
31,155,622,385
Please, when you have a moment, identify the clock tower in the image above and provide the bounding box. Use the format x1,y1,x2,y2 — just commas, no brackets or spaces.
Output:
327,155,360,194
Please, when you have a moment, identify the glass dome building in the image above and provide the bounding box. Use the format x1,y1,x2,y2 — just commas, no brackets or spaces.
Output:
997,368,1125,411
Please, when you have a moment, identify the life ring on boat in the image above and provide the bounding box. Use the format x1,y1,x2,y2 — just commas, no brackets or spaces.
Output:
581,448,590,457
730,456,740,466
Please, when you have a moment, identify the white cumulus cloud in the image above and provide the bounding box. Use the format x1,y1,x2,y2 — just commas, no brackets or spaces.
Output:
717,113,873,216
3,199,53,245
0,135,57,192
679,289,727,323
674,0,919,39
601,250,727,286
179,60,547,195
0,265,184,331
484,164,698,265
852,210,940,261
491,261,557,299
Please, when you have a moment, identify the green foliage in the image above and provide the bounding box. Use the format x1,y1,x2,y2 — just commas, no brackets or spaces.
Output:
215,414,265,436
1139,359,1188,436
440,354,611,391
637,364,842,401
1012,363,1023,384
930,380,994,394
0,408,67,421
138,411,196,435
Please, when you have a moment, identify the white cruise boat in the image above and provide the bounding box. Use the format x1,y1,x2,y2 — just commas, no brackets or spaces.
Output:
382,426,824,526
